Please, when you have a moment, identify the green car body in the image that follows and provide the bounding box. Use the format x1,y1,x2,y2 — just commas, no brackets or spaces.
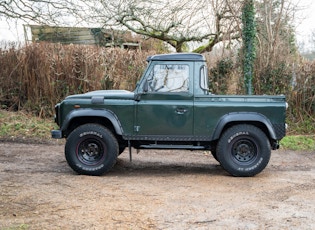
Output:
52,53,287,177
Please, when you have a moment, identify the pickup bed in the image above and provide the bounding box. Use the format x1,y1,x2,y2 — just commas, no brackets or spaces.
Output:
51,53,287,177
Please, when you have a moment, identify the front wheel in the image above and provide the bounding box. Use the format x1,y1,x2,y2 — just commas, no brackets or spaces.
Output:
217,124,271,177
65,124,118,176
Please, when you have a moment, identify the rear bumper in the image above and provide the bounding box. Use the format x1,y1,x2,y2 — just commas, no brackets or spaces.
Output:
51,130,62,139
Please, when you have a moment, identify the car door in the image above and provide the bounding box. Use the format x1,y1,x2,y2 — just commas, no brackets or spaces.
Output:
135,62,194,138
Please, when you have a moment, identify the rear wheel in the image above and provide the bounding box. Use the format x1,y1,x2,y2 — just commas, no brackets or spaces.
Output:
65,124,118,176
217,124,271,177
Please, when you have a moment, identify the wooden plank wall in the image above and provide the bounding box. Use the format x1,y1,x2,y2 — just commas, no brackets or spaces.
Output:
28,25,140,48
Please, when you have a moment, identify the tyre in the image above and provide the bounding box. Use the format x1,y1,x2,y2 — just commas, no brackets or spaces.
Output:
211,150,219,162
217,124,271,177
65,124,118,176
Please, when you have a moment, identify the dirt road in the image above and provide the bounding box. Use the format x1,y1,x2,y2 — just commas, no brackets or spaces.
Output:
0,141,314,229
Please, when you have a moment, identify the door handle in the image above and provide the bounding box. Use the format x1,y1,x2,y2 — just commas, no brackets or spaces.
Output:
175,108,188,115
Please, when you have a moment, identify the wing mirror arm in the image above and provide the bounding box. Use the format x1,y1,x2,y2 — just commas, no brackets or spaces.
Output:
143,79,149,93
135,80,149,101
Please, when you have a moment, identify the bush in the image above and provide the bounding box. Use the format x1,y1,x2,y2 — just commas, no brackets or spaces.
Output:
208,58,234,94
1,42,314,135
287,60,315,134
0,42,154,117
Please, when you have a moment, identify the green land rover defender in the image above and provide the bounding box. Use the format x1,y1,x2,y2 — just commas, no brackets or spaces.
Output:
51,53,287,177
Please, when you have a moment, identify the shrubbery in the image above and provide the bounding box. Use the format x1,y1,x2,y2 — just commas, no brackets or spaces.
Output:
0,42,154,117
0,42,314,134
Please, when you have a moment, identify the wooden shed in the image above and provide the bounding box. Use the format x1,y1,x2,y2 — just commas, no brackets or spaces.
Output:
26,25,140,49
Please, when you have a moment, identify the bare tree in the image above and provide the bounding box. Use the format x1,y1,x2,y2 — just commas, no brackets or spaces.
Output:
255,0,297,65
1,0,242,53
0,0,79,24
254,0,298,94
77,0,243,52
193,0,243,53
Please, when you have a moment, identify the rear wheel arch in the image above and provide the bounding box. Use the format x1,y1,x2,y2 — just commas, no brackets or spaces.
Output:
212,113,277,141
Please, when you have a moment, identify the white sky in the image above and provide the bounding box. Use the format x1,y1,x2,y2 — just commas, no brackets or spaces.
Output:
0,0,315,51
0,20,24,42
294,0,315,51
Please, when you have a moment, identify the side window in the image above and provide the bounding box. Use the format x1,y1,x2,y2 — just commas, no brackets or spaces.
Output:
147,64,189,92
200,65,209,91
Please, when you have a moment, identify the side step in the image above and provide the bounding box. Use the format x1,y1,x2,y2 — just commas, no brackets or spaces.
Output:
139,144,206,150
127,143,208,162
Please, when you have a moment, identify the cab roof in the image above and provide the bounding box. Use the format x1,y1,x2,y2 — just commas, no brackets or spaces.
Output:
147,53,206,62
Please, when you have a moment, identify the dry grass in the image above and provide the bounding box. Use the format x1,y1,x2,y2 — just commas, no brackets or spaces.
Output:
289,60,315,117
0,42,154,117
0,42,314,135
0,109,55,140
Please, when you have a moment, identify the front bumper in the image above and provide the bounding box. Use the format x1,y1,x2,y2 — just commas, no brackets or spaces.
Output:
51,130,62,139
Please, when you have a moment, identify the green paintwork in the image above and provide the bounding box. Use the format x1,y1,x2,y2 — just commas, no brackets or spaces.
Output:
136,93,193,136
194,95,286,137
53,53,286,143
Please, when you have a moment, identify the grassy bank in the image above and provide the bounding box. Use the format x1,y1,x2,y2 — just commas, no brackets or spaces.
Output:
280,135,315,151
0,110,56,142
0,110,314,151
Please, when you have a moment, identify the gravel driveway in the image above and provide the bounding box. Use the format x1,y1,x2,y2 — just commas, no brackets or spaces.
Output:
0,141,314,229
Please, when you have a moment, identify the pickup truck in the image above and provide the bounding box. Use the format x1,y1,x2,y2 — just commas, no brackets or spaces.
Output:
51,53,287,177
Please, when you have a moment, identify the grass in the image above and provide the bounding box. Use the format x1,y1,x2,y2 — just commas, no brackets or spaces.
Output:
287,118,315,136
2,224,29,230
0,109,314,151
0,109,56,141
280,135,315,151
